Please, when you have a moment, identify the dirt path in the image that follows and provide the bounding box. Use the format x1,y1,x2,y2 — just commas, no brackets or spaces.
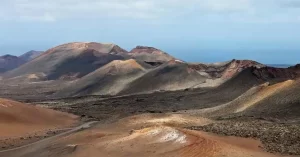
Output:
0,121,98,157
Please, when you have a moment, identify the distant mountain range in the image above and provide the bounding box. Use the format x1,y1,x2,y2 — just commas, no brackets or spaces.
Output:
1,42,300,157
0,50,43,73
0,55,26,73
0,42,299,98
19,50,44,61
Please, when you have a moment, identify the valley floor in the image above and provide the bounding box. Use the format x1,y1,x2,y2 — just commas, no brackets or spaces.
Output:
1,81,300,157
1,86,296,157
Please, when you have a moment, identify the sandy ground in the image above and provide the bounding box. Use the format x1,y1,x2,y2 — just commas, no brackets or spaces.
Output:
0,98,78,149
41,113,282,157
0,113,283,157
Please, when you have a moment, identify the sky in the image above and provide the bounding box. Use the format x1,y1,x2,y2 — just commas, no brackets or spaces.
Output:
0,0,300,64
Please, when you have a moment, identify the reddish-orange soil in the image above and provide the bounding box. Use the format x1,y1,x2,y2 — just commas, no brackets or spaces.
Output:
0,98,78,138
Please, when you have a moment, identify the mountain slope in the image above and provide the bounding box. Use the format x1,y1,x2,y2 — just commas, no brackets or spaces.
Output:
240,79,300,119
55,59,146,97
4,42,129,80
185,65,300,110
183,64,300,118
120,60,207,94
188,80,293,117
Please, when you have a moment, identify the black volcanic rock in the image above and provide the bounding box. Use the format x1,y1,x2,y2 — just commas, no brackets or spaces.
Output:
132,46,160,52
252,66,300,81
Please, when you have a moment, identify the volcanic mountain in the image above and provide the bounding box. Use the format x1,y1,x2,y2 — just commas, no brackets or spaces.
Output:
55,59,146,97
4,42,129,80
0,55,26,73
19,50,43,61
189,59,265,79
217,65,300,95
183,64,300,118
119,60,208,95
129,46,175,63
225,65,300,118
1,42,299,99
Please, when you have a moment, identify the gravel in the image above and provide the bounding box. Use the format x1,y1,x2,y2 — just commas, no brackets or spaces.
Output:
188,120,300,155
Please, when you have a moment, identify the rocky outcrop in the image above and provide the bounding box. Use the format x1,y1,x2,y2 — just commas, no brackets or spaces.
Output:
252,66,300,81
130,46,161,53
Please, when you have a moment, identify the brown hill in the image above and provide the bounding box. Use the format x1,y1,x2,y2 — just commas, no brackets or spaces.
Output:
119,60,207,95
217,65,299,95
4,42,129,80
183,64,300,119
186,65,300,111
129,46,175,63
0,55,26,73
0,98,77,138
55,59,146,97
188,80,294,118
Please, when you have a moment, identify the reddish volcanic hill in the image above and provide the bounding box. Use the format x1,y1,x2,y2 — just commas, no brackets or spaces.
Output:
220,59,265,78
0,55,26,73
189,59,265,79
55,59,146,97
0,98,77,138
4,42,129,80
129,46,175,63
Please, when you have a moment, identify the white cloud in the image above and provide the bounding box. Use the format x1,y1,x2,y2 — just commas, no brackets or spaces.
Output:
20,13,56,22
198,0,253,12
0,0,164,21
0,0,299,22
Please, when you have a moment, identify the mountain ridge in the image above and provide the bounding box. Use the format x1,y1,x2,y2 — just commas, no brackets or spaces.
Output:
1,41,299,98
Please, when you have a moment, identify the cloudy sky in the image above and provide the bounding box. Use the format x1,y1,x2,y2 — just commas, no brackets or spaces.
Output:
1,0,300,64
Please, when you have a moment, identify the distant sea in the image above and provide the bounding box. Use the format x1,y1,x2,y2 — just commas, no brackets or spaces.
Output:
267,64,293,68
